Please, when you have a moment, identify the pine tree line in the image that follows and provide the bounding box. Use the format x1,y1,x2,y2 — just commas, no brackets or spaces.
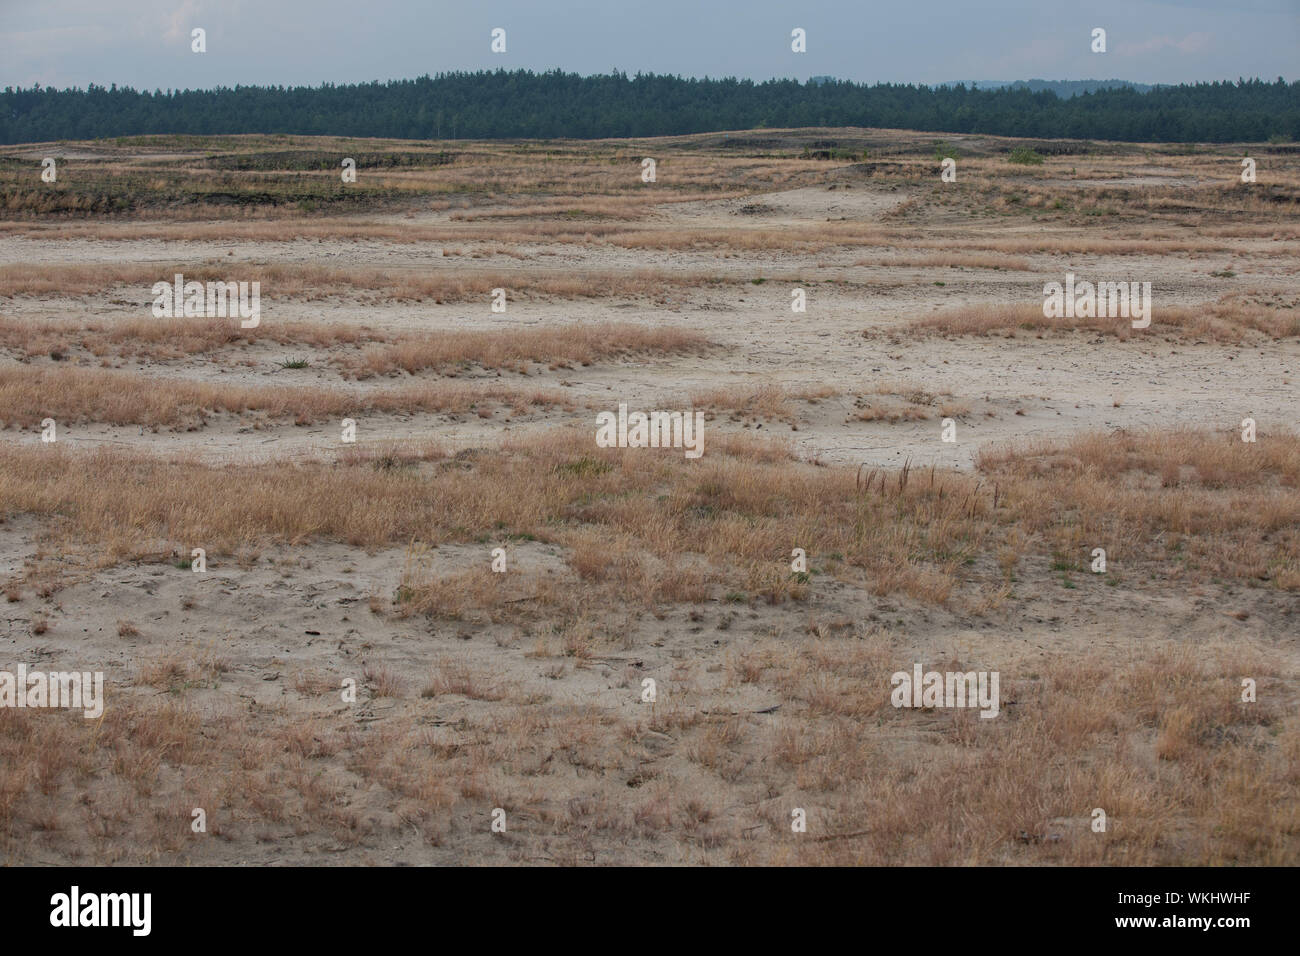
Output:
2,71,1296,145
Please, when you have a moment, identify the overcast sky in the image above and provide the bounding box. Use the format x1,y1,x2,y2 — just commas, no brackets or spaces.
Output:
2,0,1296,91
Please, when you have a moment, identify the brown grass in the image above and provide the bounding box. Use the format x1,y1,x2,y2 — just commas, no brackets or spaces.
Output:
0,262,727,303
345,322,710,378
0,366,577,428
689,384,839,422
0,428,1294,599
858,253,1033,271
0,314,382,362
421,659,506,701
977,428,1300,586
0,629,1292,865
0,315,710,376
891,299,1300,343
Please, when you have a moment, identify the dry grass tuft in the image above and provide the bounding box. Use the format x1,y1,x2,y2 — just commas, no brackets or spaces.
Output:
0,366,577,428
894,299,1300,343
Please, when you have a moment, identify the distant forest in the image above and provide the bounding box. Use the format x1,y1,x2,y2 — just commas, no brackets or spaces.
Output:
2,71,1296,145
964,79,1156,97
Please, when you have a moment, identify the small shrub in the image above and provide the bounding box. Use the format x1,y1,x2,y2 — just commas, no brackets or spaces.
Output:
1008,147,1045,166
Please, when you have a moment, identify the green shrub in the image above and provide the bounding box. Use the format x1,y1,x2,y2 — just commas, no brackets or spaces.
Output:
1008,147,1045,166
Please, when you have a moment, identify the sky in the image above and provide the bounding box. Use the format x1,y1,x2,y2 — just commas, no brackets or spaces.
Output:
1,0,1296,91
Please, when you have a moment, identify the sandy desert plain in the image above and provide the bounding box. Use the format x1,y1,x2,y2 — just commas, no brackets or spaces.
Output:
0,127,1296,865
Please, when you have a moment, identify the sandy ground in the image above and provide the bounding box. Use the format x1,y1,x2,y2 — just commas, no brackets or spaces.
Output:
1,183,1295,469
1,156,1297,864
